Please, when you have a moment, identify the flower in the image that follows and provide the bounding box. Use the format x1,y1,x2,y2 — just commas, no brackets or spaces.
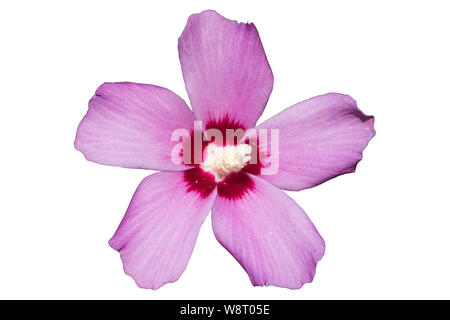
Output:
74,10,375,290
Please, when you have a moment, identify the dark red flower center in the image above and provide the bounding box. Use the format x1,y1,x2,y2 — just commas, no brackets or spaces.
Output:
182,118,263,200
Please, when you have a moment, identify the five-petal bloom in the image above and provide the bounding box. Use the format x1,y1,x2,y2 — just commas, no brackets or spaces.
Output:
75,10,375,289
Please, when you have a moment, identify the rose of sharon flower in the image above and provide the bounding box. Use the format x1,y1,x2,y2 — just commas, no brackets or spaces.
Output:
75,10,375,289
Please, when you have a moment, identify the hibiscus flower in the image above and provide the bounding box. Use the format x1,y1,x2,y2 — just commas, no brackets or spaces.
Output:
75,10,375,289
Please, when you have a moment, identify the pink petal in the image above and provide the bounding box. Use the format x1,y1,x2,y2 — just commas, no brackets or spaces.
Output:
178,10,273,129
212,174,325,289
109,171,216,289
257,93,375,191
75,82,194,171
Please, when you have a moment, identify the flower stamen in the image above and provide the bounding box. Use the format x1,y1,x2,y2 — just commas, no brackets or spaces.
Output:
200,143,252,181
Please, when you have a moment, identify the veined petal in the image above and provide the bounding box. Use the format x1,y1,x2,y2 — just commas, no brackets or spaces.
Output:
109,171,216,289
75,82,194,171
257,93,375,191
178,10,273,129
212,174,325,289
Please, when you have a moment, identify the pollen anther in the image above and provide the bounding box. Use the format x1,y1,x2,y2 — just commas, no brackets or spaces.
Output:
200,143,252,181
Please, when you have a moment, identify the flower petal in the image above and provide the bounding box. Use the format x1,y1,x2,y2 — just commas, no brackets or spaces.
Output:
109,171,216,289
75,82,194,171
178,10,273,129
212,174,325,289
257,93,375,191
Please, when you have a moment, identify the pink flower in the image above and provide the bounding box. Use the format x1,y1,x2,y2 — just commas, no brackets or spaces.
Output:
75,10,375,289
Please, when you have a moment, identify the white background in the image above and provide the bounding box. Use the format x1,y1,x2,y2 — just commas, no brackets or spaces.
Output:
1,0,449,299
